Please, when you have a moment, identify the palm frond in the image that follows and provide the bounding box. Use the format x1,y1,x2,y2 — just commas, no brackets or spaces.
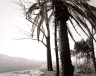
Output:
82,3,96,31
65,1,96,42
67,26,76,43
70,10,90,39
48,11,54,24
37,17,44,42
31,13,40,38
69,18,81,36
66,1,96,32
27,3,39,19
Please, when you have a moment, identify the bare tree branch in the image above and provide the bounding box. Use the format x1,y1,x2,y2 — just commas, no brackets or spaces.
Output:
32,39,47,47
17,26,31,34
13,37,31,40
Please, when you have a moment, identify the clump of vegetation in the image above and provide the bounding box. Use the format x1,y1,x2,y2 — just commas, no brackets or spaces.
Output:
73,39,95,74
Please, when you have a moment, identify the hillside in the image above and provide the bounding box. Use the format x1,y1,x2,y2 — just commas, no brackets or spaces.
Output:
0,53,46,73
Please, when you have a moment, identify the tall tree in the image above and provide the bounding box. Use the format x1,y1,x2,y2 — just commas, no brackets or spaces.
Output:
17,0,96,76
52,1,74,76
15,0,53,71
54,16,59,76
52,0,96,76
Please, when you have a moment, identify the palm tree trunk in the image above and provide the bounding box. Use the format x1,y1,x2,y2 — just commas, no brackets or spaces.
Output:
55,18,59,76
59,20,74,76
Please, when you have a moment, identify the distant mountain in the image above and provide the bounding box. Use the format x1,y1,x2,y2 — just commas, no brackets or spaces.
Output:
0,53,45,73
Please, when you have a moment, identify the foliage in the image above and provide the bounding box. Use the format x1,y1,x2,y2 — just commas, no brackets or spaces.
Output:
74,39,92,58
14,0,96,42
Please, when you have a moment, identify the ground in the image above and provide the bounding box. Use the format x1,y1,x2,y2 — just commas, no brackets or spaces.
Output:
40,71,96,76
0,68,95,76
40,71,56,76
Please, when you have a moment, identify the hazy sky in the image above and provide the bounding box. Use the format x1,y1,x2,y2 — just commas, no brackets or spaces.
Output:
0,0,96,61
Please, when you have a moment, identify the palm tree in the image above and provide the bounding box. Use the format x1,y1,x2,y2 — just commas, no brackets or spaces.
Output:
29,3,53,71
17,0,96,76
53,0,96,76
52,1,74,76
15,0,53,71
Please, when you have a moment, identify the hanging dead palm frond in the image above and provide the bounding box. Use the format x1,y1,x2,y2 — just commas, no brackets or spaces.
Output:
64,1,96,42
27,3,39,19
69,18,81,36
37,16,44,42
67,26,76,43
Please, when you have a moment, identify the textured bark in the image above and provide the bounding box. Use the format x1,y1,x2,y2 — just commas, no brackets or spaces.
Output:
59,20,74,76
54,1,74,75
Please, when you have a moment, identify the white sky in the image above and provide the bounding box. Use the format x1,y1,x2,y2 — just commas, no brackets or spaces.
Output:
0,0,96,61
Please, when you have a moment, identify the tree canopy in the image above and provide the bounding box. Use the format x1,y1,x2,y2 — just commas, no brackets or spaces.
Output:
15,0,96,43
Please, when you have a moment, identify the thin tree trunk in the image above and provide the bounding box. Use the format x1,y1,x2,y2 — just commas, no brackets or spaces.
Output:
47,42,50,71
91,47,96,74
45,5,53,71
91,27,96,74
76,55,78,67
59,20,74,76
46,36,53,71
55,18,59,76
86,54,88,74
46,17,53,71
